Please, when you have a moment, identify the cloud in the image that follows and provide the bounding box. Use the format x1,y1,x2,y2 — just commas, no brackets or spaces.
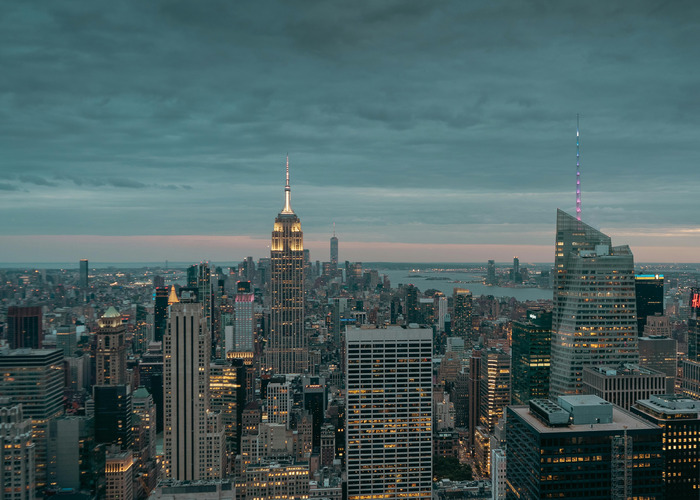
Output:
0,1,699,261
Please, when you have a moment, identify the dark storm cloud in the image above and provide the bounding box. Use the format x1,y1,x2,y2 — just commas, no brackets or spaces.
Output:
1,0,699,256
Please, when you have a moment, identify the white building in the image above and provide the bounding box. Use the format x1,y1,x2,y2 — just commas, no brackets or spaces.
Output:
345,325,432,500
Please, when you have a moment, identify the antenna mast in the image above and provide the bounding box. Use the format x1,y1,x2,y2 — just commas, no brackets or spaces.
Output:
576,114,581,221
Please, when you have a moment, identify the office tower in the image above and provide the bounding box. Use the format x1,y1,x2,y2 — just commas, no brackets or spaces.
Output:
210,359,246,454
506,396,663,499
132,388,157,483
511,256,521,283
511,309,552,405
48,416,101,494
96,306,127,386
582,365,666,410
233,281,254,353
487,260,496,285
467,348,482,451
639,335,677,393
330,225,338,272
164,290,224,480
0,349,64,490
267,157,306,375
302,375,327,450
475,348,510,475
79,258,88,288
94,385,133,449
680,359,700,399
105,447,134,500
266,378,292,428
7,306,43,349
491,448,507,500
0,403,35,500
345,325,432,500
452,288,473,339
549,210,638,397
644,314,671,337
55,326,77,357
479,348,511,433
405,284,419,324
635,274,664,336
153,275,165,288
154,287,169,343
138,343,164,433
320,423,336,466
632,395,700,497
435,294,447,331
237,462,309,500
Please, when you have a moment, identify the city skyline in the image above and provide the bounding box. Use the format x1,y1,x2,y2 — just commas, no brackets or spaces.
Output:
2,1,700,263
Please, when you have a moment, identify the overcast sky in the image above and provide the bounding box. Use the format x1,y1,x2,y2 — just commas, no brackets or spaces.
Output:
2,1,699,264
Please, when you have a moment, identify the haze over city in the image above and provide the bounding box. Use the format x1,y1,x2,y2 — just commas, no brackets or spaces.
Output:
2,1,699,262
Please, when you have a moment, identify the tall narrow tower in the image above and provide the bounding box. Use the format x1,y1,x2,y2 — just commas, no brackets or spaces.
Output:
163,289,224,480
96,307,127,386
267,156,307,375
576,114,582,221
330,223,339,272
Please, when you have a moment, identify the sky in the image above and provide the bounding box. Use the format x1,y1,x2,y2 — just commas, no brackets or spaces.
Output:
1,1,699,264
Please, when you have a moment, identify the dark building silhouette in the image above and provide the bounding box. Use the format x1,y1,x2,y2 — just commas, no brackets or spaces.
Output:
93,385,133,450
79,259,88,289
635,274,664,336
511,309,552,405
507,396,664,499
7,306,43,349
153,287,169,343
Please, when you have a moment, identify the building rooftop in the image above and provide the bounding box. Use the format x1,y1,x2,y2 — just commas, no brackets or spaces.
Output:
511,401,658,434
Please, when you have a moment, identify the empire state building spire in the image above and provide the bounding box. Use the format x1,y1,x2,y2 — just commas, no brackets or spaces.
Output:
281,154,294,214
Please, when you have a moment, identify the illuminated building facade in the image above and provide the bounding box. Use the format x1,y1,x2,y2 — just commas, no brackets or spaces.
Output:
105,448,134,500
0,349,64,490
635,274,664,336
549,210,638,397
267,158,307,375
631,394,700,497
0,403,35,500
506,396,664,499
164,290,224,480
96,306,127,386
345,325,432,500
209,359,246,454
511,308,551,405
233,281,254,353
452,288,473,339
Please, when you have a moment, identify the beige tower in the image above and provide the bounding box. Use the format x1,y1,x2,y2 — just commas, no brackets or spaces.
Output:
266,156,307,375
163,289,224,480
96,306,127,386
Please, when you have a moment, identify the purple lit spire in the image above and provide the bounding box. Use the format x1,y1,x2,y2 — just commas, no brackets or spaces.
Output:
576,114,581,221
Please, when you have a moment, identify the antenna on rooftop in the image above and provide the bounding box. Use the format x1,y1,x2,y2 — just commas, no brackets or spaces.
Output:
576,114,582,221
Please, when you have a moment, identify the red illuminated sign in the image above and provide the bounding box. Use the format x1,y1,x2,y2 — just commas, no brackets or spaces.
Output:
692,293,700,309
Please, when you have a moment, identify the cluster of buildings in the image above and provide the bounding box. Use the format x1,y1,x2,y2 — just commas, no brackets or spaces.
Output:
0,169,699,500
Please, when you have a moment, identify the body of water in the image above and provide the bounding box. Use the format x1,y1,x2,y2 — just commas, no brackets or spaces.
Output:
378,268,553,301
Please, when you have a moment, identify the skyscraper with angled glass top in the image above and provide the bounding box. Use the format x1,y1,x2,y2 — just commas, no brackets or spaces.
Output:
549,210,638,397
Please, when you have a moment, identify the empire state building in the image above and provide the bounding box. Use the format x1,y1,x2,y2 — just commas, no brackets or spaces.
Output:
266,156,307,374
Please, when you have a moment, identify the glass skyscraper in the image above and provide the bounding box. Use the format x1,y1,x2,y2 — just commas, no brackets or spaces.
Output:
549,210,638,397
